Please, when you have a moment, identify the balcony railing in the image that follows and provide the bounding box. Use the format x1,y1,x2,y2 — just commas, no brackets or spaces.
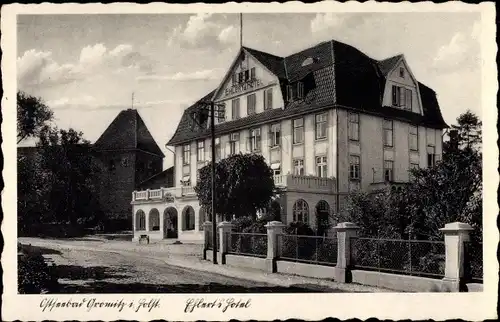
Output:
273,174,335,193
132,186,196,202
133,174,335,202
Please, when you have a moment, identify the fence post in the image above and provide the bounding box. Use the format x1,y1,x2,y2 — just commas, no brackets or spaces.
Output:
440,222,473,291
332,222,360,283
202,221,212,260
218,221,233,265
265,221,286,273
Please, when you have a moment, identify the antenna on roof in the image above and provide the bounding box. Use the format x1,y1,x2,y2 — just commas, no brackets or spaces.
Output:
240,13,243,49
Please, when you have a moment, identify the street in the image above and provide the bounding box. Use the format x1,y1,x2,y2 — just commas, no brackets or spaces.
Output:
20,239,350,293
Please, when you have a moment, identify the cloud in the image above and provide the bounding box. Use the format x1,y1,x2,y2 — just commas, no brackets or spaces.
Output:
136,68,223,82
433,22,480,71
169,13,238,49
46,95,97,110
18,43,156,89
310,13,345,33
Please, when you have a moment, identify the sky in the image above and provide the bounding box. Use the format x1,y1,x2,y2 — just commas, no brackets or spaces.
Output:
17,12,482,168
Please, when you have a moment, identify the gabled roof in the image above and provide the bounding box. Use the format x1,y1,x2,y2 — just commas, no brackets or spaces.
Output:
377,54,403,76
167,39,448,146
94,109,164,157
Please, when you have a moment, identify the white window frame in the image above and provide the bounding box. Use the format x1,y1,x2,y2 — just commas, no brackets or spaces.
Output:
249,128,261,152
270,123,281,147
232,98,240,120
383,119,394,147
315,113,328,140
292,199,309,223
182,144,191,165
293,118,304,144
349,155,360,180
297,82,304,99
264,88,273,110
293,159,304,176
409,125,418,151
316,156,328,178
247,93,256,115
384,160,394,182
197,140,204,162
348,113,359,141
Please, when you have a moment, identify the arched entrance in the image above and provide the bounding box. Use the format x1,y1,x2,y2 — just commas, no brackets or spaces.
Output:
315,200,330,236
163,207,178,238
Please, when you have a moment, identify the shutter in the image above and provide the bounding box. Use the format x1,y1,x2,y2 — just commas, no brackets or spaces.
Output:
406,89,412,110
263,90,267,110
400,87,405,108
392,85,397,106
268,89,273,109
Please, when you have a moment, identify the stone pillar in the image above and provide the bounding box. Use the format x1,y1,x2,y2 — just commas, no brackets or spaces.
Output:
332,222,360,283
265,221,286,273
202,221,212,260
440,222,473,291
146,189,150,200
218,221,233,264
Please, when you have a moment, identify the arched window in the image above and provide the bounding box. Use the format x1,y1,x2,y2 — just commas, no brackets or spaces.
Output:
292,199,309,223
149,208,160,231
199,207,207,231
135,210,146,231
182,206,195,231
316,200,330,213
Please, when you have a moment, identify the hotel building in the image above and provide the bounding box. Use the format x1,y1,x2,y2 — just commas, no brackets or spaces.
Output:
131,39,447,243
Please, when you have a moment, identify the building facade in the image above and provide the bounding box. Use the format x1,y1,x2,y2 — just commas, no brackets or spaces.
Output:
131,39,447,243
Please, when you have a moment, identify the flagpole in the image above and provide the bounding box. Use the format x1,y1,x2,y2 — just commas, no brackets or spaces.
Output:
240,13,243,48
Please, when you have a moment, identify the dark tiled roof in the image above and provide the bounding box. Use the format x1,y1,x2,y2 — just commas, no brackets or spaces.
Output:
138,166,174,189
94,109,165,157
243,46,287,79
167,40,447,146
377,54,403,76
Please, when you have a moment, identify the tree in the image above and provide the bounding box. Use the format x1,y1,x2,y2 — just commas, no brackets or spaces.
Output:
444,109,482,154
194,153,275,221
17,91,54,144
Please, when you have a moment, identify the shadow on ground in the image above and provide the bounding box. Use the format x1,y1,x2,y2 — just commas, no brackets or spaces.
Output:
18,244,63,256
53,265,133,281
55,281,346,293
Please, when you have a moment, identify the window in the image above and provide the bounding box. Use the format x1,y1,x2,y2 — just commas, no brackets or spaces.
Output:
249,128,261,152
182,144,190,165
270,123,281,147
264,88,273,110
409,125,418,151
231,73,237,85
238,72,243,83
399,67,405,78
297,82,304,99
293,159,304,175
135,210,146,231
286,85,294,101
182,206,195,231
244,70,250,82
250,67,256,80
293,118,304,144
272,167,281,177
383,119,394,147
316,156,328,178
293,199,309,223
217,102,226,123
229,132,239,155
348,113,359,141
392,86,412,110
384,160,394,182
271,163,281,177
392,85,400,106
247,93,256,115
215,137,221,161
197,140,205,162
315,113,327,139
232,98,240,119
427,145,436,167
349,155,360,180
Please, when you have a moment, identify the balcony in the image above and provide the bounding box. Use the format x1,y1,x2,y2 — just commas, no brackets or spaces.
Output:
273,174,336,193
132,186,196,202
132,175,336,202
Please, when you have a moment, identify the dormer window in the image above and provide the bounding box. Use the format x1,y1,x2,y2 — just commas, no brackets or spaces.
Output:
302,57,315,67
297,82,304,99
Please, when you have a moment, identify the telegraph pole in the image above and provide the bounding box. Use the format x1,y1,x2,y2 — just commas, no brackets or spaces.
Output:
210,101,217,264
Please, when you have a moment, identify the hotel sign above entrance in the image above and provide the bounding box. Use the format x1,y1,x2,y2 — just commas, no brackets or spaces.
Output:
223,79,265,98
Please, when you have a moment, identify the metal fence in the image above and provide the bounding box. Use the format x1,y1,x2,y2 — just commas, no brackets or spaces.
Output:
227,232,267,258
464,241,483,283
279,234,338,266
206,230,219,251
350,237,446,278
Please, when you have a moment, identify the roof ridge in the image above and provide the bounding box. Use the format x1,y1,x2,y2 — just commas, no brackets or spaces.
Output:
242,46,283,59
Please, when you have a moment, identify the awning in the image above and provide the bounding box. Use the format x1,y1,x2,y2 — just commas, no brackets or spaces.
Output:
182,176,191,182
271,163,281,170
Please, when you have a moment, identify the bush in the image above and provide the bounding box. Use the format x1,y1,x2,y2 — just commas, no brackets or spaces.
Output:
18,251,59,294
285,222,315,236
